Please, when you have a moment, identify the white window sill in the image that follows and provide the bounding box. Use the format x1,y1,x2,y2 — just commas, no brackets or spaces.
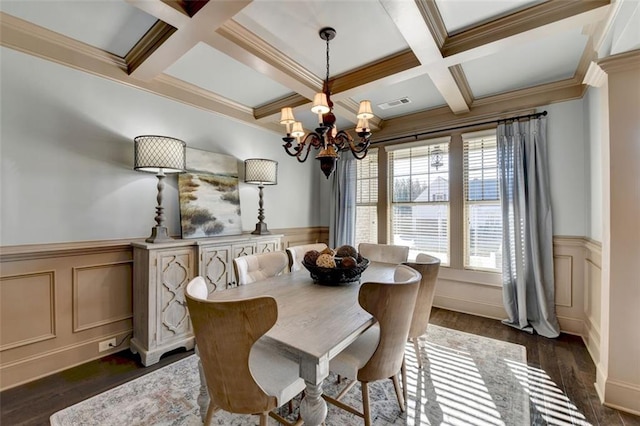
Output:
438,266,502,287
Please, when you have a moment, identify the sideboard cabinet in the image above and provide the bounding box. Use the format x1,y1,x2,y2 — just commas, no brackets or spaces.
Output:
131,234,281,366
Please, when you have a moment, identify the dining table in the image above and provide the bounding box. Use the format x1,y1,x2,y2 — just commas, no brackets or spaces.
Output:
194,261,400,426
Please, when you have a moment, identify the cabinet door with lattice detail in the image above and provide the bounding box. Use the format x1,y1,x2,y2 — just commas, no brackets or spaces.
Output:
156,248,195,347
232,243,255,258
257,239,280,253
200,245,233,292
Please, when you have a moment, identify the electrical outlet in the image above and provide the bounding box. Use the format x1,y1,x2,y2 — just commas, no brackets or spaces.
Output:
98,338,117,352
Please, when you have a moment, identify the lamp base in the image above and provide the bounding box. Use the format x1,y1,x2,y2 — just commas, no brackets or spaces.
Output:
251,222,271,235
145,226,173,243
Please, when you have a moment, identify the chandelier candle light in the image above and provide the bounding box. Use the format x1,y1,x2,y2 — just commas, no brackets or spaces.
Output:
134,135,186,243
280,27,375,178
244,159,278,235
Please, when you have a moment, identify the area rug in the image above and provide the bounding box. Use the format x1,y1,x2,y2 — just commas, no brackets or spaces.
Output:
50,325,528,425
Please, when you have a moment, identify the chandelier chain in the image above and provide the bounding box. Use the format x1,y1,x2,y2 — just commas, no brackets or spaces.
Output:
325,35,330,89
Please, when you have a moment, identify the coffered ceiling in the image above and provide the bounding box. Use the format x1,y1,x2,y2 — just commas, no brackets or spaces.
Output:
1,0,638,141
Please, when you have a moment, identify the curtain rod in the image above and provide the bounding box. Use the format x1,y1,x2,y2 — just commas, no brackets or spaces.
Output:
371,110,548,145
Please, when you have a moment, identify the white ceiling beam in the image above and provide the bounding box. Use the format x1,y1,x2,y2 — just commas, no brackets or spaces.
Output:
126,0,253,81
379,0,470,114
207,20,321,101
438,3,612,67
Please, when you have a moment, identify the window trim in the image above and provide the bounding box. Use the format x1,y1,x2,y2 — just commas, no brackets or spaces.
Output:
363,129,503,279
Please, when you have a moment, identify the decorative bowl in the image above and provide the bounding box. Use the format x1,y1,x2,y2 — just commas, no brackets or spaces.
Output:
302,257,370,286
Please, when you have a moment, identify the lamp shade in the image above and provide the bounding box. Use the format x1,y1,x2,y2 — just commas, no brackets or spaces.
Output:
244,159,278,185
280,107,296,124
291,122,305,138
134,135,186,173
356,100,374,119
311,93,330,114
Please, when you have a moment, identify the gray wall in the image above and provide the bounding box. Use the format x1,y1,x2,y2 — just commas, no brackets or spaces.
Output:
0,47,324,246
1,46,592,246
545,98,589,237
584,87,605,242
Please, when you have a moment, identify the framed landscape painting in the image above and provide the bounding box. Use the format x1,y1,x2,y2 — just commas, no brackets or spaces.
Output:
179,148,242,238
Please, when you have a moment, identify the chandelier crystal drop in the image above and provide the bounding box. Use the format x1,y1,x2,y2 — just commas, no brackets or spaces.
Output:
281,27,375,178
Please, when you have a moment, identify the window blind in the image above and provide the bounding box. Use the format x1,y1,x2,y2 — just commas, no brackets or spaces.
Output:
463,132,502,272
388,141,450,265
355,149,378,247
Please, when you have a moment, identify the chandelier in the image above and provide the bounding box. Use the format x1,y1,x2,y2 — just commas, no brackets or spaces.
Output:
280,27,375,178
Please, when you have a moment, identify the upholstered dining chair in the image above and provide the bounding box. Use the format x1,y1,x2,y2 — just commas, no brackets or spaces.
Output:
232,251,289,285
323,265,421,425
357,243,409,264
400,253,441,402
185,277,305,426
286,243,328,272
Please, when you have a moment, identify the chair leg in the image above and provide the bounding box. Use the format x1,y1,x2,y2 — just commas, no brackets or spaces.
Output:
204,403,218,426
260,412,268,426
413,338,423,369
401,356,408,405
362,381,371,426
392,372,405,412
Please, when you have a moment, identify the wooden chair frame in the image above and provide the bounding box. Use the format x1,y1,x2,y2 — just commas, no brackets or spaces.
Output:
323,265,420,426
185,278,302,426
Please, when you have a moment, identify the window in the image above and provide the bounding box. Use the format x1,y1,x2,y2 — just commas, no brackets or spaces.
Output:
355,148,378,248
354,129,502,276
463,131,501,272
388,140,450,265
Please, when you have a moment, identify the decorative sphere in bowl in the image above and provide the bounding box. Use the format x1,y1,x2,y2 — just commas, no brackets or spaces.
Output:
302,257,370,286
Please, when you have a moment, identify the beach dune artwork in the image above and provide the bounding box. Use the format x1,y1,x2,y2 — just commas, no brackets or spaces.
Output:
179,148,242,238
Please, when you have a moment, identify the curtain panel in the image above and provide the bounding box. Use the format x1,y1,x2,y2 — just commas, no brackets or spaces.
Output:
329,156,356,248
497,117,560,338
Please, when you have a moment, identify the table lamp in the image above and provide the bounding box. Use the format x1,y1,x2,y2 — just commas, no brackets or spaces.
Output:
134,135,186,243
244,158,278,235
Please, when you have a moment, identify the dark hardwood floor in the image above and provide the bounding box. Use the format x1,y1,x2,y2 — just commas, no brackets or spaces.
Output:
2,308,639,425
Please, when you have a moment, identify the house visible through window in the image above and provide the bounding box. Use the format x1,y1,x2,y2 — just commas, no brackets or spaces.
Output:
387,140,450,265
463,131,501,272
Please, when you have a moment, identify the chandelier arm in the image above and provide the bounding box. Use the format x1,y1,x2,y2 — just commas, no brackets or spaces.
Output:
283,139,303,158
349,138,371,154
333,131,353,150
350,147,369,160
296,133,324,163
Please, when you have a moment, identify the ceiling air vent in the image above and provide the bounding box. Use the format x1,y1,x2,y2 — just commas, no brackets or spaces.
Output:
378,97,411,110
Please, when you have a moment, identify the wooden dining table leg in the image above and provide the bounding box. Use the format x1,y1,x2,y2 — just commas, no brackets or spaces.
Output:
298,356,329,426
299,381,328,426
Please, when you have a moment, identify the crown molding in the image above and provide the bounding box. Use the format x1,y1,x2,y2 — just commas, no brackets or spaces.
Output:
213,20,321,98
471,77,583,108
329,49,420,95
0,12,127,72
598,49,640,73
442,0,611,57
126,20,177,75
253,93,308,121
583,62,607,87
373,80,583,141
253,49,420,122
416,0,447,49
0,12,281,135
449,64,474,106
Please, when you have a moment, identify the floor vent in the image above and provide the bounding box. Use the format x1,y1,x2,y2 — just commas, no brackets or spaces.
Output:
378,97,411,110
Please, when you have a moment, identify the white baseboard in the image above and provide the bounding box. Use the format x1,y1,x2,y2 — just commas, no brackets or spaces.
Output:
433,295,506,320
